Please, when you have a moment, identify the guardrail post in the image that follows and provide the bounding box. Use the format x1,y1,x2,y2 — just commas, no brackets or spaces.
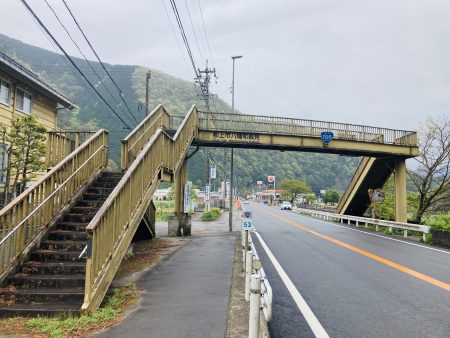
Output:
242,230,249,275
404,230,408,238
249,274,261,338
245,250,253,301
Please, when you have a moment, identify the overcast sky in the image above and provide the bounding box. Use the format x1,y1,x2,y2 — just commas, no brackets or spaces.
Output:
1,0,449,130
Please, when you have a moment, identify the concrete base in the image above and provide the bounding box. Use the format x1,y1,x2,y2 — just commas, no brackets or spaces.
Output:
168,214,192,237
168,216,180,237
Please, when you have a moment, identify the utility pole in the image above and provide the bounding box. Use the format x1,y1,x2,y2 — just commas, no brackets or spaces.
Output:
229,55,243,232
145,71,151,116
196,61,216,110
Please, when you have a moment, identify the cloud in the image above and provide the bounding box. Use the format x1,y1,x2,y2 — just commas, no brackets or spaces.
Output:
1,0,449,129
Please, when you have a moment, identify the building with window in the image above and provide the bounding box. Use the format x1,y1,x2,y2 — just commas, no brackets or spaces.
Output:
0,52,76,206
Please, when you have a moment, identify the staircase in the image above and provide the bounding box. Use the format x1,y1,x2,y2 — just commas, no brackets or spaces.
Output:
337,157,395,216
0,171,122,317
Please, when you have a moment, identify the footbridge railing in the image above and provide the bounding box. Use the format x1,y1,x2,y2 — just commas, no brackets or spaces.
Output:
82,106,198,313
0,130,109,282
120,104,170,170
198,111,418,146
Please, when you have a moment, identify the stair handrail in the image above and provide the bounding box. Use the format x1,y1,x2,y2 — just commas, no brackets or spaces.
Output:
82,106,198,314
0,130,109,282
120,104,170,170
46,130,97,168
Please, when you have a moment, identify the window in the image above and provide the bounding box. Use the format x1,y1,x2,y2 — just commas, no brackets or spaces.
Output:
16,88,32,114
0,144,8,186
0,80,10,106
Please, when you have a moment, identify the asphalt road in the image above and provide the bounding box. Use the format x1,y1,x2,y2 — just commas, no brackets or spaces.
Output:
246,202,450,338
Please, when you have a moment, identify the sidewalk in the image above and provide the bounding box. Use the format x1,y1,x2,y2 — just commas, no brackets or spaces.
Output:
91,210,240,338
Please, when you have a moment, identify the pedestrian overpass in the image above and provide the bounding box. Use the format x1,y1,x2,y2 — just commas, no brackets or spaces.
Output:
0,104,418,316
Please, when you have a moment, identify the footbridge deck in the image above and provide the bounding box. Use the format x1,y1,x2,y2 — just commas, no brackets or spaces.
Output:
193,111,419,158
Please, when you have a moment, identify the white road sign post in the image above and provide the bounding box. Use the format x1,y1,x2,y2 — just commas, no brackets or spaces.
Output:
205,184,211,211
210,165,216,179
183,183,191,214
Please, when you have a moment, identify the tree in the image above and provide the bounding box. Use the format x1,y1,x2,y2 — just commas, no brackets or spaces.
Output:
278,179,311,204
408,115,450,223
1,115,46,198
322,189,340,204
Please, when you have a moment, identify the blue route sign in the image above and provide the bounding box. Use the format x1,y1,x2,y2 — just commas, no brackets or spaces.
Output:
245,211,251,218
320,131,334,145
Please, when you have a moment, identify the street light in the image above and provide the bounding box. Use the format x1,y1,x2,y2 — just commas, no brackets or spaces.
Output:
231,55,243,114
229,55,243,232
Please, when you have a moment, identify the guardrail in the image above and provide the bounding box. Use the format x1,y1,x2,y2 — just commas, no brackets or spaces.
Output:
296,208,432,242
81,105,198,314
120,104,170,170
241,229,272,338
198,111,418,146
45,130,97,168
0,130,108,282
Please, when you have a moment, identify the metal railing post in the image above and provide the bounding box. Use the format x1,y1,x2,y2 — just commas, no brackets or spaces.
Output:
249,274,261,338
245,250,253,301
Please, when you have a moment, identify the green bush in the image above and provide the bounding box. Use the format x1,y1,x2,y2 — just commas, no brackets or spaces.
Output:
425,214,450,230
201,208,221,221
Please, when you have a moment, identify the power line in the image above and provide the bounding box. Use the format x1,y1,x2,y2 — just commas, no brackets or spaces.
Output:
20,0,132,129
184,0,204,64
168,0,211,109
43,0,136,127
196,0,214,66
160,0,191,75
61,0,139,125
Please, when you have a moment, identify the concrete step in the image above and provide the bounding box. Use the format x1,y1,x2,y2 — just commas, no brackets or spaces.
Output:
57,222,88,232
5,287,85,304
41,240,86,251
48,230,88,241
74,199,106,208
9,274,85,288
30,250,84,262
83,192,110,201
91,181,120,188
87,186,115,195
0,302,81,318
21,261,86,275
71,206,98,215
63,213,95,223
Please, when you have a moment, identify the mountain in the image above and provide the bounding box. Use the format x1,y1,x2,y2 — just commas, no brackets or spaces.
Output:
0,33,358,192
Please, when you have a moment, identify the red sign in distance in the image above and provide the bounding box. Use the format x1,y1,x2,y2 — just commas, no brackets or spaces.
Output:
268,176,275,183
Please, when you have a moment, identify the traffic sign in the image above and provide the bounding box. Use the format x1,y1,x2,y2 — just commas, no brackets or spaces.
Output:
242,219,253,229
320,131,334,145
268,176,275,183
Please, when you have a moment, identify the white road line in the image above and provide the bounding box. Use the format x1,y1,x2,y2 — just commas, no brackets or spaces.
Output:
290,211,450,255
253,231,330,338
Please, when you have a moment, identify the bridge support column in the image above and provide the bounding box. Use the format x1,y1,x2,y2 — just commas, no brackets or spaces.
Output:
169,159,191,236
394,159,407,223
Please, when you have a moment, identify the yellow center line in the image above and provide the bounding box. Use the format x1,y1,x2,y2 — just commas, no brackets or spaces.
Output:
257,206,450,292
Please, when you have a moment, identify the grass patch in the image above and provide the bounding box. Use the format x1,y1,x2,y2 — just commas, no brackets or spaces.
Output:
154,200,174,221
0,284,138,338
201,208,221,221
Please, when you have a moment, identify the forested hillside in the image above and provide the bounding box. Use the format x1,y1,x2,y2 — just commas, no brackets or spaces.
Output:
0,33,359,192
